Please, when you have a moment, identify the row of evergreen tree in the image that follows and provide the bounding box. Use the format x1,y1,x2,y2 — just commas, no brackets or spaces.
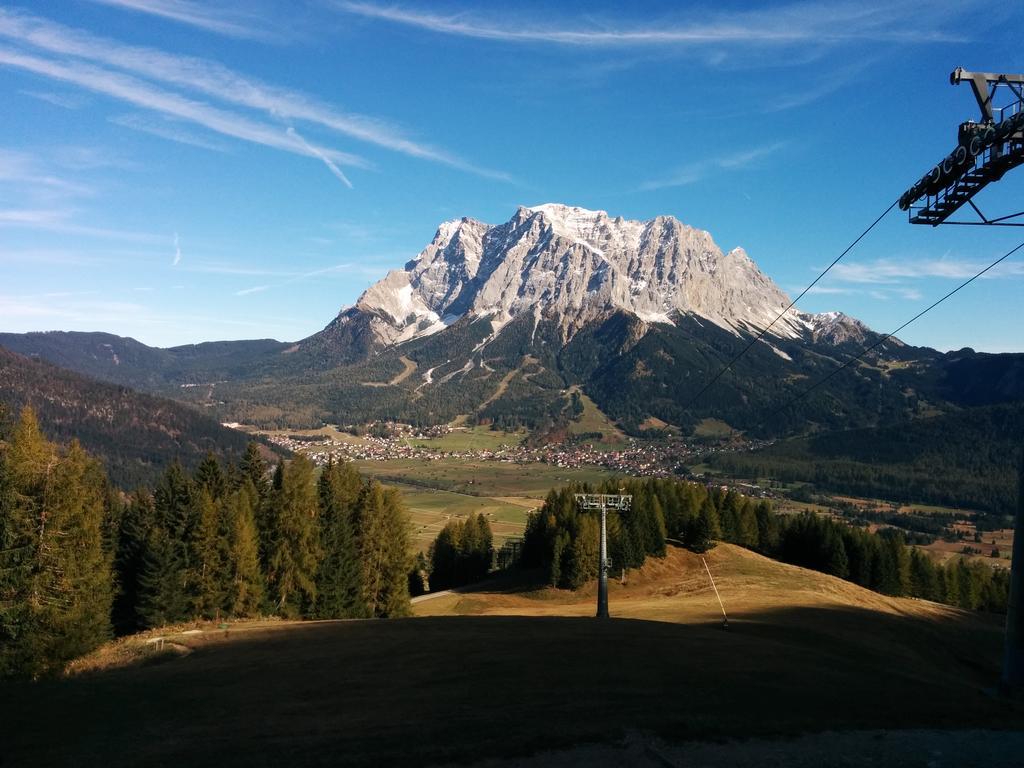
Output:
519,476,1010,613
0,408,412,679
521,481,667,589
427,512,494,590
114,449,411,634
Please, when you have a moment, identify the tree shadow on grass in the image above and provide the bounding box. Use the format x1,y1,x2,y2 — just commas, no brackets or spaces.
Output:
3,607,1021,768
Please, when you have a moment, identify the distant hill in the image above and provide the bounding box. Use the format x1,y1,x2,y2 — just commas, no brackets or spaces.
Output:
0,331,290,394
705,402,1024,517
0,345,268,488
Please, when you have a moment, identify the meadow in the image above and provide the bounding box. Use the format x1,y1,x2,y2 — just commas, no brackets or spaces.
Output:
5,544,1020,767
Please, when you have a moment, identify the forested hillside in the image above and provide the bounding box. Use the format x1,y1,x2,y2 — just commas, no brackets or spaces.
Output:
0,331,289,393
0,346,262,488
706,403,1024,517
0,416,412,679
4,322,1024,445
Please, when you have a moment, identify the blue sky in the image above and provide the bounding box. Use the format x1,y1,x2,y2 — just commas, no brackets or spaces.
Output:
1,0,1022,351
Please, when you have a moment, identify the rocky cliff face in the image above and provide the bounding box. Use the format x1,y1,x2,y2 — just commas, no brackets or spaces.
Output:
334,204,831,349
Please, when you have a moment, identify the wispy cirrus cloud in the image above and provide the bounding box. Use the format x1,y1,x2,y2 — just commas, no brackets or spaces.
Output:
109,113,231,153
337,1,966,48
805,284,924,301
0,8,512,182
0,207,71,225
0,47,368,176
0,149,95,197
233,262,356,297
18,88,87,109
0,207,167,242
802,255,1024,304
830,257,1024,284
84,0,268,40
638,141,786,191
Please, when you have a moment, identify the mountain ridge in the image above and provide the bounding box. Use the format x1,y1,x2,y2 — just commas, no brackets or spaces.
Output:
0,344,277,487
2,204,1023,436
326,203,838,356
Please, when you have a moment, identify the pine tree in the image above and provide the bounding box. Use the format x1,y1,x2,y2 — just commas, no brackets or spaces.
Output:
191,489,231,618
909,548,940,601
266,456,321,618
687,498,720,553
355,483,411,617
137,461,194,627
719,491,743,543
315,461,366,618
239,442,269,498
474,513,494,576
754,500,779,554
563,515,599,589
193,452,227,501
111,490,154,634
225,485,264,617
824,531,849,579
257,462,285,572
428,521,460,591
0,410,113,677
737,501,760,549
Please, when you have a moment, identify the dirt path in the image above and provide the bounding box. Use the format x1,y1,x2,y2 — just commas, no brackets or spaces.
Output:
478,368,518,411
389,355,417,385
478,356,539,412
362,355,417,387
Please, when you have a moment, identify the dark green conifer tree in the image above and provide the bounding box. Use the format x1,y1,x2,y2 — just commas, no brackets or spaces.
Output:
225,484,264,617
563,515,599,590
239,442,269,498
265,456,321,618
687,497,720,553
754,500,779,554
137,461,194,627
0,409,113,677
191,488,231,618
315,460,366,618
356,483,411,617
909,548,941,601
111,489,154,634
193,451,227,501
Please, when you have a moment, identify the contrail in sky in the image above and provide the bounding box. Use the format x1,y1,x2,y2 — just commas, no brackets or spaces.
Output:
287,126,353,189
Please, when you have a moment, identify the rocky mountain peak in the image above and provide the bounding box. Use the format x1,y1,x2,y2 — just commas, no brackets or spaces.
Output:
343,204,839,349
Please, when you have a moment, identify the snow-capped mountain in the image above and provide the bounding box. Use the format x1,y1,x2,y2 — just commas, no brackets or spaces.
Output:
333,204,850,349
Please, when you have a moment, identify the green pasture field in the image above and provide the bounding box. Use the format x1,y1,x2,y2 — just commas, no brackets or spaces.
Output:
408,424,525,451
352,457,618,499
567,388,627,444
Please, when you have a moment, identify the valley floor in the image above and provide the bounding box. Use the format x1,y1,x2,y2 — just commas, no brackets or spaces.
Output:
4,546,1020,767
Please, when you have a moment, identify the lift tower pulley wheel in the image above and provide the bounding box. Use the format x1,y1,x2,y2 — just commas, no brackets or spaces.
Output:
900,69,1024,227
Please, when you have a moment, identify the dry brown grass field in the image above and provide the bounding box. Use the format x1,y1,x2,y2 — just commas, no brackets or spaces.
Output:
3,545,1021,767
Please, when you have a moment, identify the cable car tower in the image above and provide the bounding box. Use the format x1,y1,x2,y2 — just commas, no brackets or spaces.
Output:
900,68,1024,226
900,69,1024,692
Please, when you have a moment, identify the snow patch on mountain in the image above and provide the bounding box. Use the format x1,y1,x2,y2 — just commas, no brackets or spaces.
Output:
344,204,852,348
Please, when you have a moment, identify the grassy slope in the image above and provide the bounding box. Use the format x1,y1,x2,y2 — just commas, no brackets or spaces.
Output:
5,545,1021,768
567,387,627,443
354,458,617,551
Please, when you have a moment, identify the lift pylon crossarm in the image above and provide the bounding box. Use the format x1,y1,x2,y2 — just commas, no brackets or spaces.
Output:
951,68,1024,123
899,68,1024,227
